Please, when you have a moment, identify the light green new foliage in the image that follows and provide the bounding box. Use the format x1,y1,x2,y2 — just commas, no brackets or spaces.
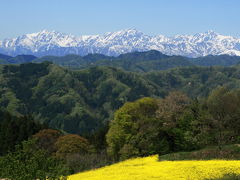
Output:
106,97,159,160
0,91,21,115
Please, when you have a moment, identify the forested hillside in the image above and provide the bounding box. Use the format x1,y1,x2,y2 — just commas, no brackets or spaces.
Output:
1,62,240,135
0,62,161,134
2,50,240,72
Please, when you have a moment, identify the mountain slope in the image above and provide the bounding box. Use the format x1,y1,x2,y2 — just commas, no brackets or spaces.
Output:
33,50,193,72
33,50,240,72
1,50,240,72
0,63,162,134
190,54,240,66
2,63,240,134
7,55,37,64
1,29,240,57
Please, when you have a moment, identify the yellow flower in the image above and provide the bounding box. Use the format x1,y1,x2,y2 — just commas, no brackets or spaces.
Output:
68,155,240,180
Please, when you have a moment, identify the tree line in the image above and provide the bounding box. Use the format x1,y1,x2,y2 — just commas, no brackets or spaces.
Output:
107,87,240,160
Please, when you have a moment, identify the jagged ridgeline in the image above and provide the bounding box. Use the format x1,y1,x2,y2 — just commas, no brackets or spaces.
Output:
2,62,240,134
1,29,240,57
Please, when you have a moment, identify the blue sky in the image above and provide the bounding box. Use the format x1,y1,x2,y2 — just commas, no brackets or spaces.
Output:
0,0,239,39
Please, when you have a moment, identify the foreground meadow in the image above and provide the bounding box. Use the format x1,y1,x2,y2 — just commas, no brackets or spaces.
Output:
68,155,240,180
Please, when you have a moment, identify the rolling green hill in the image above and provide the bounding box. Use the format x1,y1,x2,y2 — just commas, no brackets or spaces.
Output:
34,50,193,72
2,62,240,134
0,62,162,134
2,50,240,72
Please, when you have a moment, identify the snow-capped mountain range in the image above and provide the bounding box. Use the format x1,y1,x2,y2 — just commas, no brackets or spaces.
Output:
0,29,240,57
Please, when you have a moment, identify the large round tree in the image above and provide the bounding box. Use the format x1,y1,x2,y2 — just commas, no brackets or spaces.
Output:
106,97,162,160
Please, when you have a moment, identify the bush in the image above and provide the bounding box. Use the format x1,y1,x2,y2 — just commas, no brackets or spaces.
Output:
65,150,112,173
206,173,240,180
55,134,90,159
33,129,62,154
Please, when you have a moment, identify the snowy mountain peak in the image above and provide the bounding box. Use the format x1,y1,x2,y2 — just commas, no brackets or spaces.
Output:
36,29,54,34
25,29,61,39
104,29,145,40
205,30,218,35
193,30,219,39
117,28,143,35
0,29,240,57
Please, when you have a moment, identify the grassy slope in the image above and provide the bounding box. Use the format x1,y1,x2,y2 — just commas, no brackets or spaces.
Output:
160,144,240,161
68,145,240,180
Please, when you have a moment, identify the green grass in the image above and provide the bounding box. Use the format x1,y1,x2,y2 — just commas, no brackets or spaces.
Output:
206,173,240,180
159,144,240,161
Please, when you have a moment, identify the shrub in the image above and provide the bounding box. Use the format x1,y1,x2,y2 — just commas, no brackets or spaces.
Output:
55,134,90,159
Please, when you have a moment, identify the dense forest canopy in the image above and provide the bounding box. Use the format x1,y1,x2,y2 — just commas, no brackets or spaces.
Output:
1,62,240,134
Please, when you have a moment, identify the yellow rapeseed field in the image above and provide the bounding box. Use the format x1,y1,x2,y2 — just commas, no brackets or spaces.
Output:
68,155,240,180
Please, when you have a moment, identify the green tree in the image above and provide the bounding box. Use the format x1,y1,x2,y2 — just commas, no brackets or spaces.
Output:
0,139,70,180
207,87,240,148
106,97,161,160
156,91,192,151
0,110,45,155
